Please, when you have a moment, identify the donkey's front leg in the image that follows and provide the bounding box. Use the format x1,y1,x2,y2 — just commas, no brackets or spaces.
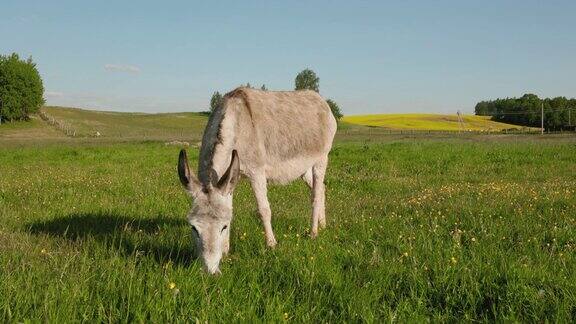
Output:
223,229,230,255
250,174,277,248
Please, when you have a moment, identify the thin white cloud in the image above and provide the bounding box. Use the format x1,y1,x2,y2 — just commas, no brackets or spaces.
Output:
17,14,39,23
45,91,64,98
44,91,204,113
104,64,141,74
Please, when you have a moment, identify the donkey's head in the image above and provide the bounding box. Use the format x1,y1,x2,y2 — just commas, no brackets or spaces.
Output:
177,149,240,274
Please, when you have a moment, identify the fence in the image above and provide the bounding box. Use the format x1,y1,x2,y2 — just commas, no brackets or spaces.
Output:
39,111,77,137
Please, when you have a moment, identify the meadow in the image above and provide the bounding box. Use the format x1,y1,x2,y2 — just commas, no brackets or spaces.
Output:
1,112,576,322
0,108,576,322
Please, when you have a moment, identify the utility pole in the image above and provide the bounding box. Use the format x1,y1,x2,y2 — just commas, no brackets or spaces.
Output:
541,102,544,135
456,110,465,133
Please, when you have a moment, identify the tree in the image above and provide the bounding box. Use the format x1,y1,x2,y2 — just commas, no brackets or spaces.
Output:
294,69,319,92
209,91,223,112
0,53,45,122
326,99,343,120
474,101,493,116
260,84,267,91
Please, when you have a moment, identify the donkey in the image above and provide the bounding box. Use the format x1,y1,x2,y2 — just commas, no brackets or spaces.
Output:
178,87,337,274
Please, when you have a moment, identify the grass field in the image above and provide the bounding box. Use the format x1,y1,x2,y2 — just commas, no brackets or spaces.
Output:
0,115,65,140
343,113,533,131
41,106,208,140
1,126,576,321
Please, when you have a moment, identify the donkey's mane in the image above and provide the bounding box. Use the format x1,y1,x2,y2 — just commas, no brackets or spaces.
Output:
198,88,251,190
198,100,226,190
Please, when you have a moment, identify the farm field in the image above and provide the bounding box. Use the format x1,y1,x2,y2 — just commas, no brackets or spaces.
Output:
1,132,576,321
343,113,534,132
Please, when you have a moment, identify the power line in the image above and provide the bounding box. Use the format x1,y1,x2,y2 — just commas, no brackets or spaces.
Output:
488,107,573,116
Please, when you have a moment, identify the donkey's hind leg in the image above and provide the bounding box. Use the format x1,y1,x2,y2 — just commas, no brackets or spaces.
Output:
302,168,313,189
303,167,326,230
311,156,328,238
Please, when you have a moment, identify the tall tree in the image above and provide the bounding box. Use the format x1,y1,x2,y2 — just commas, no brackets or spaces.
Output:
326,99,343,120
260,84,267,91
0,53,45,122
209,91,223,113
294,69,319,92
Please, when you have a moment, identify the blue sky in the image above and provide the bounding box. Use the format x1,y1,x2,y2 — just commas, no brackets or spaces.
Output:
1,1,575,114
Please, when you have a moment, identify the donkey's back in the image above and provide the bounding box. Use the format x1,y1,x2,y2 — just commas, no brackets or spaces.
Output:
225,88,337,183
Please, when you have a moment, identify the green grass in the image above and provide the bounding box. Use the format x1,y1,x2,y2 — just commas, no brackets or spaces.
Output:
0,115,64,139
1,137,576,321
343,113,536,131
42,106,208,140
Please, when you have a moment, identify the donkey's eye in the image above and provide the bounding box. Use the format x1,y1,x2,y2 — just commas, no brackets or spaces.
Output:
221,225,228,233
191,225,199,235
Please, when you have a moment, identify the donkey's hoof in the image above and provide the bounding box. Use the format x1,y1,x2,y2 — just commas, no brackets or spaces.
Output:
310,231,318,239
266,239,277,248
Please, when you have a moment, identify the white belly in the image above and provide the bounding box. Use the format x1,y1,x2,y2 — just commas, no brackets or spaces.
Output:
264,156,319,184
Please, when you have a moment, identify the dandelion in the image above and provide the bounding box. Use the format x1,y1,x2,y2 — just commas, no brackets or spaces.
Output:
450,257,457,264
284,312,289,320
471,237,476,242
168,282,176,290
41,249,47,254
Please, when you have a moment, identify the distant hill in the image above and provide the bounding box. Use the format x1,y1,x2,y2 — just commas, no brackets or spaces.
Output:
40,106,209,140
342,113,535,132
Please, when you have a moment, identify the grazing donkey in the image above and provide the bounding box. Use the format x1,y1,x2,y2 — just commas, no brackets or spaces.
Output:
178,87,337,274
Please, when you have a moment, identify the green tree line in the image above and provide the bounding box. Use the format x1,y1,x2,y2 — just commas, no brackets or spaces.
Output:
475,94,576,130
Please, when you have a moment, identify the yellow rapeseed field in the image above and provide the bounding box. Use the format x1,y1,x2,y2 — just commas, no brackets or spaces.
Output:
342,114,530,131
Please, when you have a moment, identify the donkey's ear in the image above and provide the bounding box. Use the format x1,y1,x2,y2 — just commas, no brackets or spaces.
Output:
178,149,200,194
216,150,240,194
